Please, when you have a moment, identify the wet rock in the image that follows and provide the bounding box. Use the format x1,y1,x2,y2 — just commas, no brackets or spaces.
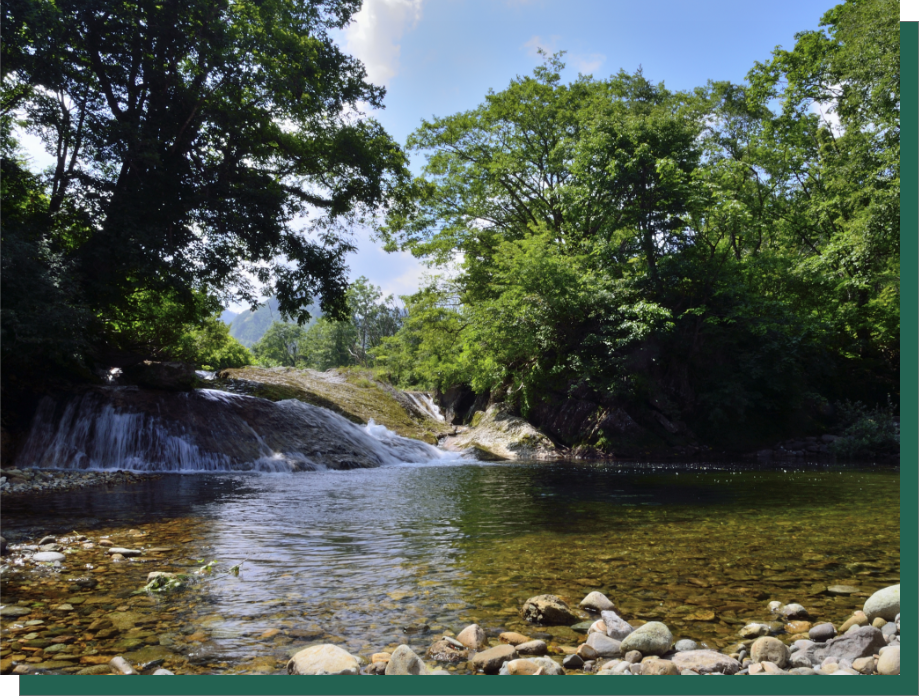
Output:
586,633,621,658
76,665,113,675
570,620,594,633
750,637,789,667
600,610,634,641
579,591,614,613
287,644,360,675
670,650,742,675
739,623,770,639
123,361,197,391
642,659,679,675
32,552,66,563
498,631,530,646
425,639,468,663
456,623,486,650
781,603,809,620
619,621,672,656
562,653,584,670
515,640,547,656
38,536,56,545
673,639,698,652
0,606,33,617
808,623,836,642
827,585,860,595
385,645,428,675
522,595,578,625
106,547,142,557
152,669,174,675
471,644,517,674
863,584,899,622
0,536,7,555
530,656,564,675
576,644,599,661
109,656,137,675
123,646,176,665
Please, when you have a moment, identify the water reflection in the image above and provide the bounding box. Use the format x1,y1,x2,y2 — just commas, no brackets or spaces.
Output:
0,460,900,671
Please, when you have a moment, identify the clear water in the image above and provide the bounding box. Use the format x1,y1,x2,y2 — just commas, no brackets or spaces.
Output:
0,460,900,674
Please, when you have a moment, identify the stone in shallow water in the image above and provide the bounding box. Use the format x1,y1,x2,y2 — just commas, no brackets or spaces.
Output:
619,622,672,656
0,606,32,617
522,595,578,625
515,640,547,656
32,552,66,563
827,585,859,595
600,610,634,641
808,623,836,642
106,548,142,557
471,644,517,674
579,591,614,613
586,633,621,658
498,631,530,645
674,639,698,652
456,623,486,650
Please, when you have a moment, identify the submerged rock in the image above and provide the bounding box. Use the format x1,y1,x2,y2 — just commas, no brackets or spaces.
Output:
580,591,615,612
522,595,579,625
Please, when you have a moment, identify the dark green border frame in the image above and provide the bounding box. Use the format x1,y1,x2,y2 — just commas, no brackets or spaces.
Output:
18,20,918,696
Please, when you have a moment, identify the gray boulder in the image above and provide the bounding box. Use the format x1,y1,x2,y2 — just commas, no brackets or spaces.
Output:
586,632,621,657
813,625,887,664
863,584,899,622
384,645,427,675
600,610,634,641
618,622,672,656
808,623,836,642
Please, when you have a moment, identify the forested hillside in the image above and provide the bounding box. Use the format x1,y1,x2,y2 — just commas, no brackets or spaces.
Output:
372,0,899,453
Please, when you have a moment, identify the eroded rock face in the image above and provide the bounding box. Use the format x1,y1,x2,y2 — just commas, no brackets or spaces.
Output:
286,644,360,675
122,361,197,391
446,404,560,460
522,595,579,625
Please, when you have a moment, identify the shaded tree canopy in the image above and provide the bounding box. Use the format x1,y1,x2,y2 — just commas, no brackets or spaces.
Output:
1,0,409,376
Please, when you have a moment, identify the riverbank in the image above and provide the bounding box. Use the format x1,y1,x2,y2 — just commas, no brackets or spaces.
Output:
0,468,159,497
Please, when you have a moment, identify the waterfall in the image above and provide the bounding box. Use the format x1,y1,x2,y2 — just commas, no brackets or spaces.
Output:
404,392,446,422
15,387,460,473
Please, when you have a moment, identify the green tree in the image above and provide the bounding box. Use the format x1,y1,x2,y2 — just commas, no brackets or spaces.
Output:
2,0,409,373
251,321,310,367
173,316,252,369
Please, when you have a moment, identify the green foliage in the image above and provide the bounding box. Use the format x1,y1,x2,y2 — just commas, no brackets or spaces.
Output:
830,398,899,459
1,0,408,385
229,298,321,348
252,321,311,368
377,1,899,446
172,316,253,370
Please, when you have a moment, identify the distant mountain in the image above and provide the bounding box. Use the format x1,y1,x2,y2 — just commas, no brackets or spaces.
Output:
219,309,237,326
229,297,321,347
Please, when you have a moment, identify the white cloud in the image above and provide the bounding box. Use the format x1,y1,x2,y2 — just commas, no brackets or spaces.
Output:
812,83,845,137
569,52,606,75
522,34,561,60
342,0,424,87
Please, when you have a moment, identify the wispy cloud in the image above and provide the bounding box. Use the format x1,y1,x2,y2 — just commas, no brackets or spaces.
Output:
522,34,562,59
569,52,606,75
342,0,425,87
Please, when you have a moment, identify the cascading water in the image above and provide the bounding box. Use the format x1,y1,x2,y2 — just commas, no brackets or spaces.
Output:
404,391,446,422
15,387,461,473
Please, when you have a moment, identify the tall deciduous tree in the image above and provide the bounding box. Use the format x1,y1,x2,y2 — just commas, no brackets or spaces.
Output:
2,0,409,367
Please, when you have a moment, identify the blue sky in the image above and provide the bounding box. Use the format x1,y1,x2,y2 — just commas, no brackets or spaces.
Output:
15,0,900,310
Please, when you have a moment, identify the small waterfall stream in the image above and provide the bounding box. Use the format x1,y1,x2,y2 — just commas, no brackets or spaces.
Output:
15,387,460,472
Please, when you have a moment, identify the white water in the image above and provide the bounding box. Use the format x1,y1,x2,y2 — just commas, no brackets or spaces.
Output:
16,389,463,473
405,391,446,422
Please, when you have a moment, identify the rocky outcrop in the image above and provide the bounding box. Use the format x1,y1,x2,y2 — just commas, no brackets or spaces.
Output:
218,366,450,443
15,386,447,472
443,404,561,460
